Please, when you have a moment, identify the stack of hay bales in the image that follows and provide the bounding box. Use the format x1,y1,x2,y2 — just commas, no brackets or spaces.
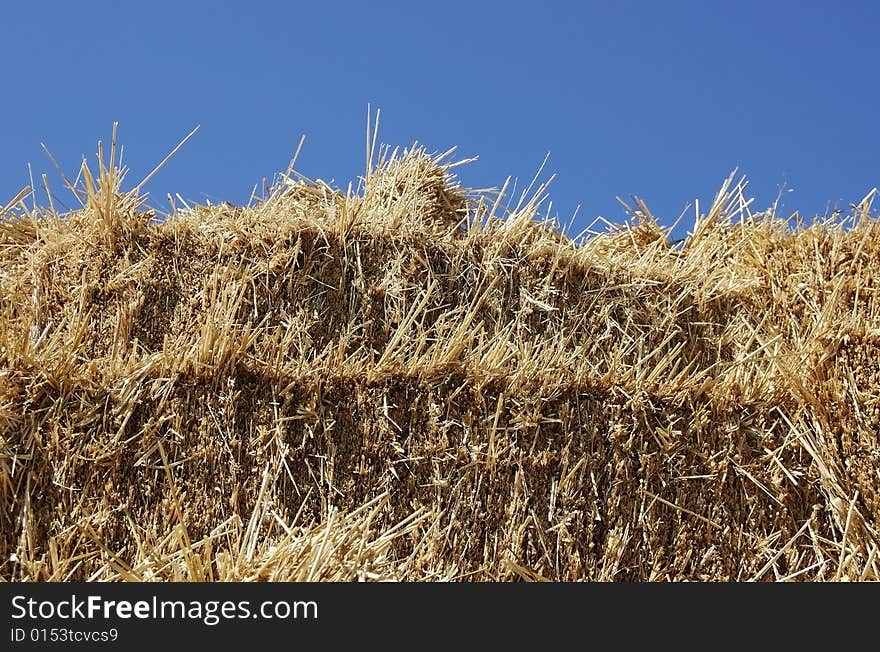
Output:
1,141,878,581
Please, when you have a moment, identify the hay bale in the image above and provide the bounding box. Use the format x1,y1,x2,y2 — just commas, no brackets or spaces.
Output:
1,141,878,581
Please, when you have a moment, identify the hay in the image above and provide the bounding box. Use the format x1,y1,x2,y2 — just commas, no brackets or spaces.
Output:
1,133,879,582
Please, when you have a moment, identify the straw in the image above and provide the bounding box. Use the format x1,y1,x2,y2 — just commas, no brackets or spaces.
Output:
1,129,878,581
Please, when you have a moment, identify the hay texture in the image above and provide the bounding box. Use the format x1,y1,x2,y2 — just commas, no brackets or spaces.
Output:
1,136,879,581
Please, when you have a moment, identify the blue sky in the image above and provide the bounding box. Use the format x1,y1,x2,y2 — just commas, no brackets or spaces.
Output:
2,1,877,238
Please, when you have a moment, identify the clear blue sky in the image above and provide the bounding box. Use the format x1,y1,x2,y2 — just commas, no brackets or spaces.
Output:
2,1,877,237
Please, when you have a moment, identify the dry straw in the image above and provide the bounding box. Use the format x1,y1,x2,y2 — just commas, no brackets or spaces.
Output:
1,125,879,581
